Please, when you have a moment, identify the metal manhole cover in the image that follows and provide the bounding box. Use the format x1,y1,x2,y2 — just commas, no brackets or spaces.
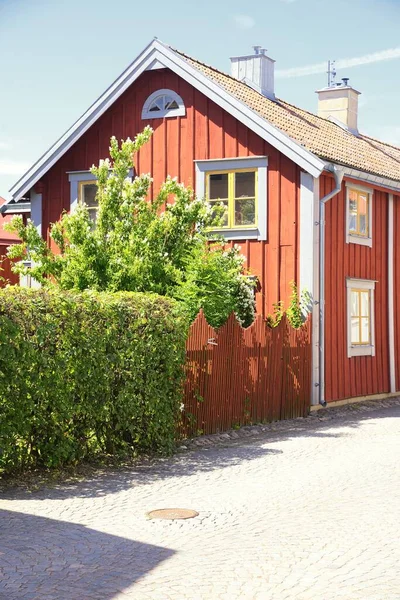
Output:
147,508,199,520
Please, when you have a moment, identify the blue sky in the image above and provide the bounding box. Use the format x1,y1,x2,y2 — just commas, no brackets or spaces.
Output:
0,0,399,198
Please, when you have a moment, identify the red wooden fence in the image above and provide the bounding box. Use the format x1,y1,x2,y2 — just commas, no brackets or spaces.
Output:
181,310,312,437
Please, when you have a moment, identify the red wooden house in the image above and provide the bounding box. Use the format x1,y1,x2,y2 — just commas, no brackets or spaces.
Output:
4,39,400,408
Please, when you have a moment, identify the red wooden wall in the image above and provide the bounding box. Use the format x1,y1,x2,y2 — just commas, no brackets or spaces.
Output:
393,194,400,391
38,68,301,317
323,174,390,402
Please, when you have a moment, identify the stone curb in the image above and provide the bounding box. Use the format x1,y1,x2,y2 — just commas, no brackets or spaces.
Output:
177,396,400,452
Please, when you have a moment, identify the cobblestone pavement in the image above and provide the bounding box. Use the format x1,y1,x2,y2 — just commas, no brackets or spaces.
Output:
1,399,399,600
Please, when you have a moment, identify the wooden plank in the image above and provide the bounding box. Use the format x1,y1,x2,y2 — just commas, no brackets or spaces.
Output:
194,90,208,161
208,102,224,159
223,112,237,158
178,79,195,188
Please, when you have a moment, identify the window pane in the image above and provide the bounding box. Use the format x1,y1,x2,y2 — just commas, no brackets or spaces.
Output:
359,214,367,235
235,171,255,198
349,189,358,203
82,184,98,208
349,190,358,233
149,104,160,112
235,198,256,226
360,291,369,317
358,194,367,215
149,96,164,112
361,317,370,343
348,190,369,236
349,214,357,233
88,208,97,226
209,200,228,227
349,199,357,214
350,291,359,317
208,174,228,200
351,318,360,344
166,99,179,110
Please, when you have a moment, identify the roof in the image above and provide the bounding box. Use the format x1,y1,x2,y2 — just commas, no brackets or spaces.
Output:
0,197,31,215
5,39,325,203
174,49,400,185
6,39,400,205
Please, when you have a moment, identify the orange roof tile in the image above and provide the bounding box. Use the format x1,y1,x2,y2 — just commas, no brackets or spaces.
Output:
174,49,400,184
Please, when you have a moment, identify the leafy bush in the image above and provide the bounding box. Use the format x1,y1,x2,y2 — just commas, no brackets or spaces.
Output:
174,243,255,328
267,282,310,328
6,128,255,327
0,288,187,474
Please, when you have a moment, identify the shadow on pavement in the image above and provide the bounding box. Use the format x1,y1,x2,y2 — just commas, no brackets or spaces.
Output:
0,509,174,600
1,401,399,502
1,445,284,500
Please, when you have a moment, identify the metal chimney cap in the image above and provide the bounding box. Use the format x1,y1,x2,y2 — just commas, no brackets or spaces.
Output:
252,46,268,56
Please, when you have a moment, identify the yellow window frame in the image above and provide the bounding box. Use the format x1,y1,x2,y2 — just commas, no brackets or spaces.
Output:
78,180,98,204
78,180,98,219
350,288,371,345
206,168,258,229
348,188,369,237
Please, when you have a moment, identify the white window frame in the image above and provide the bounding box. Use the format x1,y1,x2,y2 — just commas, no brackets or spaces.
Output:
68,171,98,212
195,156,268,241
68,169,133,212
142,88,185,120
346,277,376,358
346,182,373,248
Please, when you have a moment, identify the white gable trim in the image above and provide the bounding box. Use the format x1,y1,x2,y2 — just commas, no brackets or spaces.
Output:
9,38,324,203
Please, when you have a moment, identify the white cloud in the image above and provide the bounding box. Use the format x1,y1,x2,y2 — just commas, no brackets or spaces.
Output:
0,142,9,150
233,15,255,29
276,46,400,78
0,160,30,175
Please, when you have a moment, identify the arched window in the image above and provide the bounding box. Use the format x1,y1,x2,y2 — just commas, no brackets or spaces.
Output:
141,89,185,119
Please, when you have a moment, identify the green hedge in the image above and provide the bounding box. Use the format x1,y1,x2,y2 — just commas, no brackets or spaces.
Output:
0,288,187,474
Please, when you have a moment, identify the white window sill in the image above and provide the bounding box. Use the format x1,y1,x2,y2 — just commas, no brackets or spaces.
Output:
347,234,372,248
348,345,375,358
208,227,263,241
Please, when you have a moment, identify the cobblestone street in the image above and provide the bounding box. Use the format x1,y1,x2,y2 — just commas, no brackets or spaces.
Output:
1,399,399,600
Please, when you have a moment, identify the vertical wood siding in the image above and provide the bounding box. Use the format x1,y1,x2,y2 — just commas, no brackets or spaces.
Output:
39,68,300,317
323,174,389,402
393,195,400,390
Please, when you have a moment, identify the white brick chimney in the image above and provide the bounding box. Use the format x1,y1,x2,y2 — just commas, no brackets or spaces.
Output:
230,46,275,100
316,69,361,134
